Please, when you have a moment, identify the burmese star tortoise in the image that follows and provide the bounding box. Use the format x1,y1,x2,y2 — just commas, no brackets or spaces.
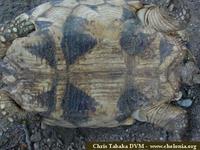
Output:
0,0,199,132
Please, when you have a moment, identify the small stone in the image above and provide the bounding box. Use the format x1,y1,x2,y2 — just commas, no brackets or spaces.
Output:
174,91,183,101
12,27,18,32
7,29,11,33
2,111,7,115
0,36,6,42
177,99,193,108
0,26,4,31
0,103,5,109
47,138,51,144
8,117,14,122
31,132,42,142
181,16,185,21
169,4,174,12
47,138,52,147
160,137,164,141
34,143,40,150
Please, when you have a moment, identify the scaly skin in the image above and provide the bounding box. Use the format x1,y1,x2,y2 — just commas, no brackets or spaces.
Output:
0,13,35,45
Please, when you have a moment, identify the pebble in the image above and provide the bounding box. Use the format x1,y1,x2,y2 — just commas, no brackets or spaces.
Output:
7,29,11,33
34,143,40,150
160,137,165,141
41,122,47,130
0,36,6,42
2,111,7,115
12,27,17,32
0,103,5,110
174,91,183,101
177,99,193,108
8,117,14,122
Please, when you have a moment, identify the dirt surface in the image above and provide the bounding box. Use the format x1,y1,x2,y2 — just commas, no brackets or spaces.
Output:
0,0,200,149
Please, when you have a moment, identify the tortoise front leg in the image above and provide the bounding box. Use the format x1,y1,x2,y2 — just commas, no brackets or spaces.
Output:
132,102,187,132
137,0,190,32
0,13,35,45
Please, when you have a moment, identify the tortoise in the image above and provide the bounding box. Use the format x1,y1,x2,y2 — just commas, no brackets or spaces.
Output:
0,0,199,132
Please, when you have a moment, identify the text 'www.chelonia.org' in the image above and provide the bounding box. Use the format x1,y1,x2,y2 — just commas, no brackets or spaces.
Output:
86,142,198,150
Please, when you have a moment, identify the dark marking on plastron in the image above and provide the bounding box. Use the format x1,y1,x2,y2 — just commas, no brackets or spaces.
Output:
62,84,97,125
122,8,137,21
24,30,56,67
120,19,150,55
61,16,97,64
160,39,173,63
116,87,149,122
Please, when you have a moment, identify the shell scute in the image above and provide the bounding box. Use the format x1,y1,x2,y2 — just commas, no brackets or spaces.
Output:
61,16,97,64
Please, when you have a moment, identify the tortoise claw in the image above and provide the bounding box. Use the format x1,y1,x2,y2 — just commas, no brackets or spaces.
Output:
0,13,35,44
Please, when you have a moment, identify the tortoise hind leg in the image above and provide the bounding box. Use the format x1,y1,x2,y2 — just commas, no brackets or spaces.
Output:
0,13,35,45
132,102,187,132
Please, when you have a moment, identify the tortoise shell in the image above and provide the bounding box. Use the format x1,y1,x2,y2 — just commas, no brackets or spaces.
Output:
0,0,193,128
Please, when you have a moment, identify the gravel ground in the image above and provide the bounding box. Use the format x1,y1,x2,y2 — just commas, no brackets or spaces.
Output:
0,0,200,149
